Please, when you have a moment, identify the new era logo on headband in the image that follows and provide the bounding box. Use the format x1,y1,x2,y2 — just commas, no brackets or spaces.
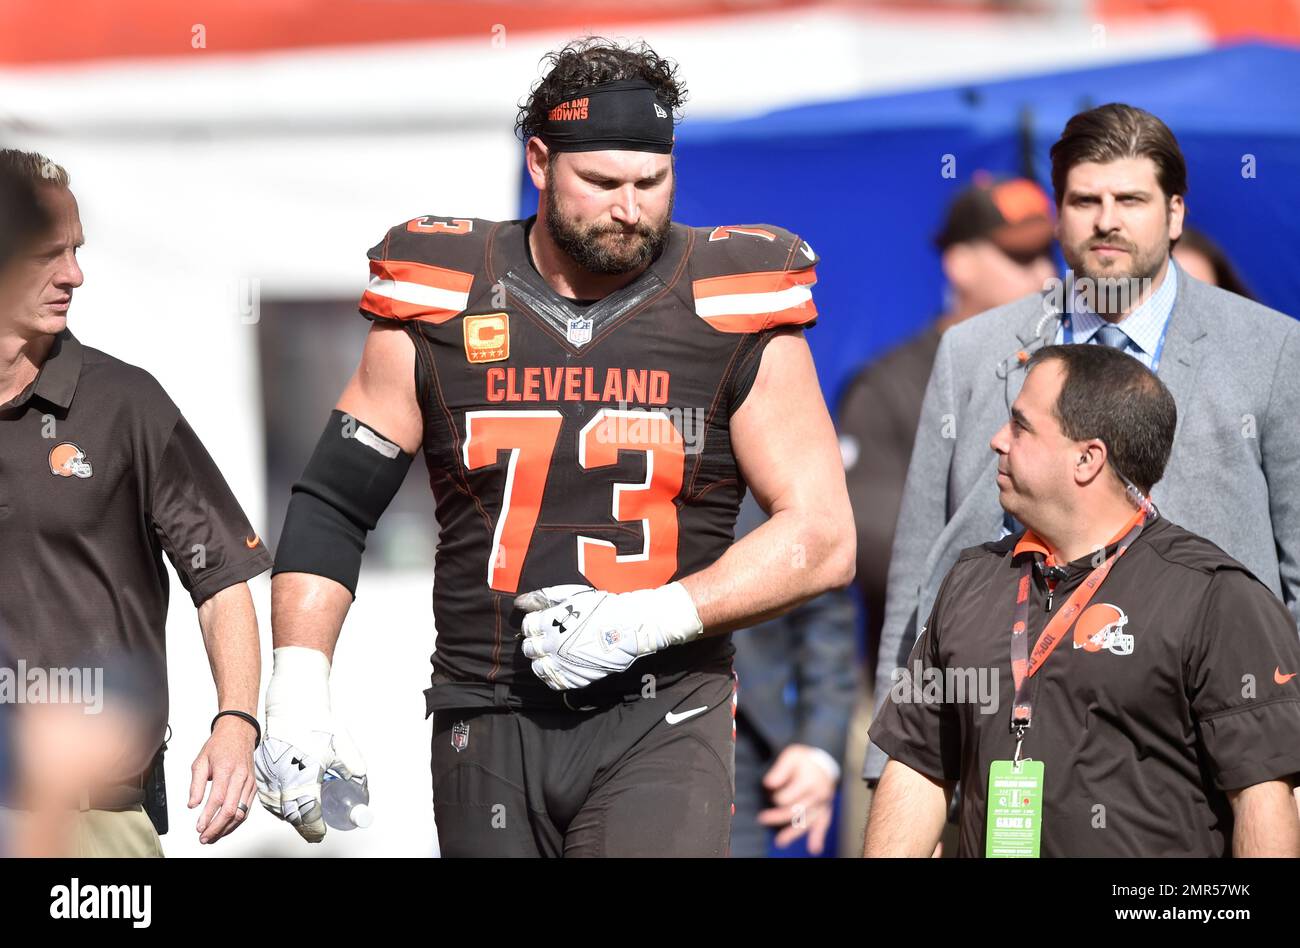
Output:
654,103,667,119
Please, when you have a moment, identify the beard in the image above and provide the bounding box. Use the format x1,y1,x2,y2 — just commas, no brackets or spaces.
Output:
544,170,674,276
1062,231,1169,317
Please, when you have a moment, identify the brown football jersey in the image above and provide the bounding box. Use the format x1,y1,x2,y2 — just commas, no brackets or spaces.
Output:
359,215,820,702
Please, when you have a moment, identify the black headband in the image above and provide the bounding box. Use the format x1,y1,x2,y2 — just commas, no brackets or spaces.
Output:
539,78,674,154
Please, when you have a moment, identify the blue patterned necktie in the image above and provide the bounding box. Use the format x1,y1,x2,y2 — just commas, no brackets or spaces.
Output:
1094,323,1131,351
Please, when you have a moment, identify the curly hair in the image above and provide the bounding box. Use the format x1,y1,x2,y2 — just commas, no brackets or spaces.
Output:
515,36,688,144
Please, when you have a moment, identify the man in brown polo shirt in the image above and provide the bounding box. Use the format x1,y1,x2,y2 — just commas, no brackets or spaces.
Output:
865,343,1300,857
0,150,272,856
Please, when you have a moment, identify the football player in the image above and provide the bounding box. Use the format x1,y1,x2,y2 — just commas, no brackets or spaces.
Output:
256,37,854,856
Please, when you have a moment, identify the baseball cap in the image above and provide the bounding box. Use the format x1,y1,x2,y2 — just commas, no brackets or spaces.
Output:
935,173,1054,261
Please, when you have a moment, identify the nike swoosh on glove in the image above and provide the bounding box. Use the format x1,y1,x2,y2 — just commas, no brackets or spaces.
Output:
254,646,367,843
514,582,704,690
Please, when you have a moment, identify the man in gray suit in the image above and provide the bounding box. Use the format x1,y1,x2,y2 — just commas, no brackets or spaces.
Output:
865,102,1300,783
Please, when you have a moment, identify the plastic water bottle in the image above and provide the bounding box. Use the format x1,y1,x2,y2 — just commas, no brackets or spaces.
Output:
321,770,373,831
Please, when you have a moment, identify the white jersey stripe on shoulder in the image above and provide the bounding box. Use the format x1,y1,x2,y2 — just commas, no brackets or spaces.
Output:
694,283,813,319
364,276,470,314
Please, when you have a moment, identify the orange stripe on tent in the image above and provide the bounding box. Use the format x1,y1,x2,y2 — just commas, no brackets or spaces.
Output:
0,1,819,67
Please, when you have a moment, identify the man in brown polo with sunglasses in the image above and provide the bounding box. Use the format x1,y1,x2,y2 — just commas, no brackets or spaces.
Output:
865,344,1300,857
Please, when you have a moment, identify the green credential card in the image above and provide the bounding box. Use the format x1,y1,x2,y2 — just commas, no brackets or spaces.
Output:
985,758,1044,858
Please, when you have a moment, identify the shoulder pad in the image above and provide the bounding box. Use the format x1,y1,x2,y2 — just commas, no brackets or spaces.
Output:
688,223,819,333
359,215,496,324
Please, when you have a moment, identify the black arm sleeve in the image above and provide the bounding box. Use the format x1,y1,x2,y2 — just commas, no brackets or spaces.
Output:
272,410,415,597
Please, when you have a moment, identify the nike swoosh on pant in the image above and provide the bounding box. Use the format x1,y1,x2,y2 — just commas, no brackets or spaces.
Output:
664,705,708,725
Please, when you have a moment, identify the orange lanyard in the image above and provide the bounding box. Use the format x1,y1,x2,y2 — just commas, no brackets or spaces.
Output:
1009,505,1149,732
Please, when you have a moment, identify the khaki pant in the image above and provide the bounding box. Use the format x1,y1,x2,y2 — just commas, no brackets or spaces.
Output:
838,673,875,857
2,804,164,857
75,806,164,858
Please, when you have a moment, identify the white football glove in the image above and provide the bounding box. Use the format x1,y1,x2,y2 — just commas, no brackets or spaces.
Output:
254,646,367,843
515,582,704,690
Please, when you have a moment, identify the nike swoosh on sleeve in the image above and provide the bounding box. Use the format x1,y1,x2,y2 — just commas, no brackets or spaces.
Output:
664,706,708,725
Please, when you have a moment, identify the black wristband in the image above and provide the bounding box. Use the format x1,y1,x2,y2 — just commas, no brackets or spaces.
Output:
212,710,261,748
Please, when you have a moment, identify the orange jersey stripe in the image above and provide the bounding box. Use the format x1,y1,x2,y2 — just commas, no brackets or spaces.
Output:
698,299,818,333
370,258,475,294
691,266,816,300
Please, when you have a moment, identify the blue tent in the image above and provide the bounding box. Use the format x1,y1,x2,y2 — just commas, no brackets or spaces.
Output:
521,42,1300,404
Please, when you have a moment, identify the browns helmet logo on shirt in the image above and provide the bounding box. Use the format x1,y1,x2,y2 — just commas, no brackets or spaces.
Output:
48,442,93,479
1073,603,1134,656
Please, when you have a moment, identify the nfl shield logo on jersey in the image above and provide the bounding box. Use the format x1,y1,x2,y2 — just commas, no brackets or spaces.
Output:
451,720,470,753
566,316,593,346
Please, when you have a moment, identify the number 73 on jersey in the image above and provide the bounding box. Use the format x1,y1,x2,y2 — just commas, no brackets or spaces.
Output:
462,407,685,595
